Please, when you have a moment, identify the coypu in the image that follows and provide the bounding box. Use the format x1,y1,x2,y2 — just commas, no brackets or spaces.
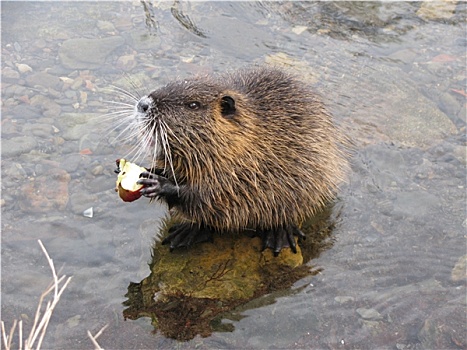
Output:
129,66,348,255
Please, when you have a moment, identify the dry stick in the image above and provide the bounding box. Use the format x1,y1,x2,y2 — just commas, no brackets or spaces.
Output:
37,277,71,349
1,321,7,348
1,240,72,350
18,320,23,350
8,320,17,349
1,320,15,349
87,324,108,350
26,240,72,349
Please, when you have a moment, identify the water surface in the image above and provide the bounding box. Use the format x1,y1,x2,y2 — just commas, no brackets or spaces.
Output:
1,1,465,349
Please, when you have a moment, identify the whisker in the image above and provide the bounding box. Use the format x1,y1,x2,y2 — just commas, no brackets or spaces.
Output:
102,100,136,108
133,124,154,164
97,110,134,123
160,121,178,188
122,73,145,100
106,84,140,102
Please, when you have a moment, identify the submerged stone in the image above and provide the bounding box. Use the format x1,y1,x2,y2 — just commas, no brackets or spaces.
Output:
59,36,124,69
123,230,306,340
123,208,336,341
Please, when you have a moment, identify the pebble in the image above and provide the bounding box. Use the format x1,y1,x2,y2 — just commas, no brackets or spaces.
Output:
356,307,383,321
97,20,116,32
334,296,355,304
79,91,88,105
451,255,466,282
59,36,125,69
91,165,105,176
59,76,74,85
3,84,29,98
16,63,33,74
62,106,76,113
292,26,308,35
1,119,19,135
10,104,39,120
66,315,82,328
439,92,461,121
52,136,65,146
70,77,84,90
116,54,137,71
54,99,74,108
47,88,61,99
56,112,101,141
30,94,62,118
25,71,62,90
19,167,71,213
2,162,28,179
79,132,105,154
34,38,47,49
22,123,54,139
58,153,84,174
64,90,77,99
2,136,38,158
2,67,20,80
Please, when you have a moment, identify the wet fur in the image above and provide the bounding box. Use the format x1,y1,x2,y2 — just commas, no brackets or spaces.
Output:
131,66,348,233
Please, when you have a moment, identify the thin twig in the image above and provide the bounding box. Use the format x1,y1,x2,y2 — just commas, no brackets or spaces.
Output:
38,240,59,300
87,324,108,350
18,320,22,350
1,321,7,349
8,320,17,349
1,240,73,350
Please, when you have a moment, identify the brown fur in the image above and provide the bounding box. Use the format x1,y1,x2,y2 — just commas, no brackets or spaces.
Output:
136,66,349,232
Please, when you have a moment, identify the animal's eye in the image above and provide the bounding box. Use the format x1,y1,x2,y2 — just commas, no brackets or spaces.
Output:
187,101,201,110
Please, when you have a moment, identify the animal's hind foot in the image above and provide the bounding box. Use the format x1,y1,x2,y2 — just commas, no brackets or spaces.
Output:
162,223,213,251
257,225,306,257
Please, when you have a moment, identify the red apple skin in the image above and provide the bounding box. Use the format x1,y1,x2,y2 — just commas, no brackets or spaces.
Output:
117,184,142,202
115,158,145,202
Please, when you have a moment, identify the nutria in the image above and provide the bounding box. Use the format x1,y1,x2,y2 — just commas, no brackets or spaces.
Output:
128,66,348,255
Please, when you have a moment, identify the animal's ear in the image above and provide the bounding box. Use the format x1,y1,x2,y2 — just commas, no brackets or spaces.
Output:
220,96,236,118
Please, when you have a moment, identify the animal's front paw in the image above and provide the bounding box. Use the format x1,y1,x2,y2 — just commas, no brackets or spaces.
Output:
137,172,171,198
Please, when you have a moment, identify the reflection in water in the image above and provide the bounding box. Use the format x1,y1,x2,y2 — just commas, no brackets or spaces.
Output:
140,0,159,35
264,1,464,43
123,204,337,341
171,0,207,38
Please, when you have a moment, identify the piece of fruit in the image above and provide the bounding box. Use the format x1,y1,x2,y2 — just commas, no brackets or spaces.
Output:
115,159,146,202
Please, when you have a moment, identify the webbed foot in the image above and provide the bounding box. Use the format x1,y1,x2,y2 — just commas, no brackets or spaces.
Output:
258,225,306,257
162,223,214,251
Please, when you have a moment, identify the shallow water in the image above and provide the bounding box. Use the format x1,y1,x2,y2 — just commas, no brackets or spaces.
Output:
1,1,466,349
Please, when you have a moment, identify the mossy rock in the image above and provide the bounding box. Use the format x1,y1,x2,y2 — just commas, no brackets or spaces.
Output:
123,206,336,340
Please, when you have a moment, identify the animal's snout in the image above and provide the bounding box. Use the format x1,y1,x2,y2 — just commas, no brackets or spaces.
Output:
136,97,151,113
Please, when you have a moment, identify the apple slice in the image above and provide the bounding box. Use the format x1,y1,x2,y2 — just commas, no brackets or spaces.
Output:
115,159,147,202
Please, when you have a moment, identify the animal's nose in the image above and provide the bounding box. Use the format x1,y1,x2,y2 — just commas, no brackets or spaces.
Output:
137,98,150,113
